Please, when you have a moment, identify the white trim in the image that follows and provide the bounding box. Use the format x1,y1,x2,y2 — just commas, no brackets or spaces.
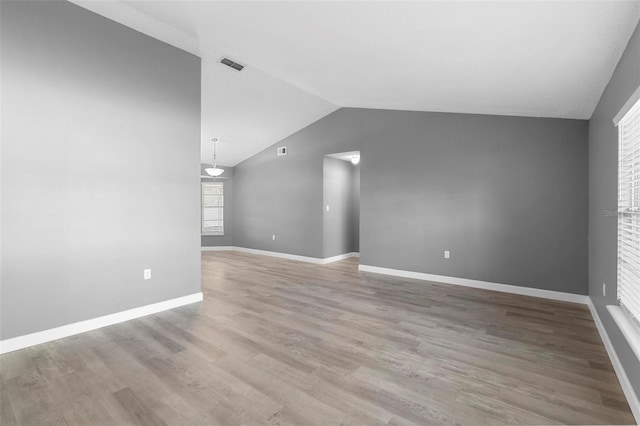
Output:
589,301,640,423
232,247,324,264
321,252,360,264
201,246,359,264
0,293,203,355
358,264,589,304
613,85,640,126
201,246,234,251
607,305,640,362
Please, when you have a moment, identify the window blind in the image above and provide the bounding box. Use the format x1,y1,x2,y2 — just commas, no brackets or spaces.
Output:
618,97,640,326
202,182,224,235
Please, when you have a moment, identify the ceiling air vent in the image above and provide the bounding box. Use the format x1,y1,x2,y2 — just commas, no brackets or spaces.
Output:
220,57,245,71
277,146,287,156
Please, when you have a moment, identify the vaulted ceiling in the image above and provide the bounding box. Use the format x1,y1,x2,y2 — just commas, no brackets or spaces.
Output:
71,1,640,166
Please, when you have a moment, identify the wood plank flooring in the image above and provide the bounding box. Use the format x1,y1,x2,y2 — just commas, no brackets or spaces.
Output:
0,251,635,425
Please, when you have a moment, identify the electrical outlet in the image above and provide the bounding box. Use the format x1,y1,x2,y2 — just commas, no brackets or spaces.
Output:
144,269,151,280
603,282,606,297
272,234,276,241
444,251,450,259
326,205,330,212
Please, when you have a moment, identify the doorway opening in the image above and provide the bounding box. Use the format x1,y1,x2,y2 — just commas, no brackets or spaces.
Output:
323,151,360,260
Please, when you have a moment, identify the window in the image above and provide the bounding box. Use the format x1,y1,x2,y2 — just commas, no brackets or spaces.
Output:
202,182,224,235
618,96,640,326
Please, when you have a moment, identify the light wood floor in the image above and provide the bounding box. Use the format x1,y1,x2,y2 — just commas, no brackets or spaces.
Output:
0,251,634,425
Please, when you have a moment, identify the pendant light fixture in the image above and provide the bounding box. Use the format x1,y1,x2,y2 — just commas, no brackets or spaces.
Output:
350,155,360,165
205,138,224,177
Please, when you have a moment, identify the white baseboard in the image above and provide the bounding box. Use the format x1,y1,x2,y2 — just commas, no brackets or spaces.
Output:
202,246,358,265
0,292,203,355
589,300,640,423
201,246,234,251
232,247,324,264
321,252,360,264
358,264,589,304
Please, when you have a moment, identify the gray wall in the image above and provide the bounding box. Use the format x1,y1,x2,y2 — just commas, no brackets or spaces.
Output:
360,111,588,295
201,165,234,247
323,157,358,258
1,1,201,340
589,19,640,397
234,109,364,258
234,108,588,295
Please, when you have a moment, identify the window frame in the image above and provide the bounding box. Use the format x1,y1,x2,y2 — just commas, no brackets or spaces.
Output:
201,181,224,236
613,90,640,363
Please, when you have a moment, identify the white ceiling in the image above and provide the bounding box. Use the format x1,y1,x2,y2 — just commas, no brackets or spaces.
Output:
71,1,640,166
200,54,337,166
